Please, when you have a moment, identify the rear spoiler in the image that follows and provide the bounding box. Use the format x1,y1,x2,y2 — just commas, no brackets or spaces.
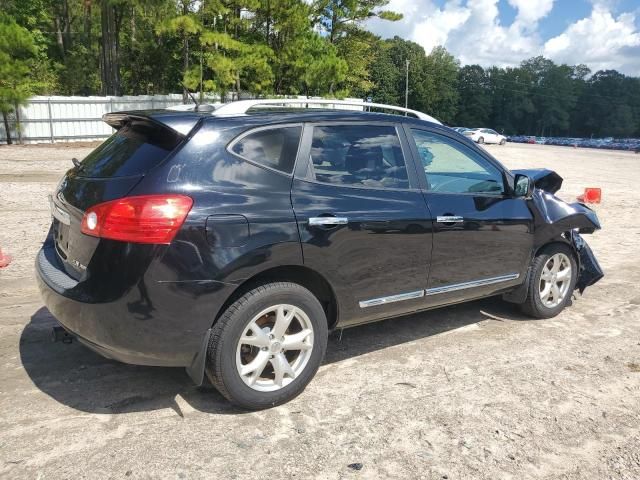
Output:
102,111,201,137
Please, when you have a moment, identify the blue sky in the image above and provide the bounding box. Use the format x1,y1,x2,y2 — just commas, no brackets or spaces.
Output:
366,0,640,75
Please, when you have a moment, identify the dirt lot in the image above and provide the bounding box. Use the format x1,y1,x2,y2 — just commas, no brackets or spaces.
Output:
0,142,638,479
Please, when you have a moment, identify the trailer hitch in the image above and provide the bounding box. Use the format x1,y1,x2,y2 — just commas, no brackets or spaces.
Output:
51,326,75,344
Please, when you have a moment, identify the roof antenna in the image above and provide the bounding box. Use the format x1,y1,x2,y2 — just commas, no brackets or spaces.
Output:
179,82,214,112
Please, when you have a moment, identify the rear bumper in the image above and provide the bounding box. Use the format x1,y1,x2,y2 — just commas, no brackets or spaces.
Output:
36,242,234,367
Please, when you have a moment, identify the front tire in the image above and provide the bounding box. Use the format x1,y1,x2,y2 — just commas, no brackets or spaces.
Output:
477,137,485,144
520,244,577,319
500,139,506,145
206,282,328,410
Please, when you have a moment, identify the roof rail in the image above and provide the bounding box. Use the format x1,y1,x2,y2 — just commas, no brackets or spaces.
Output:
166,103,220,112
211,99,442,124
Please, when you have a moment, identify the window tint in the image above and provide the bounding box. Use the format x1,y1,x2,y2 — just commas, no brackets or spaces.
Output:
231,126,301,173
410,129,504,194
309,125,409,189
78,120,182,178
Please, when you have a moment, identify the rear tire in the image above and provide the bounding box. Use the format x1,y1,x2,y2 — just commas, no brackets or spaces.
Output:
500,139,506,145
206,282,328,410
520,244,577,319
477,137,485,144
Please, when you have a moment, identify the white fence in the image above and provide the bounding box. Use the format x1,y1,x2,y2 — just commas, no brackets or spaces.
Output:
0,94,203,144
0,95,366,144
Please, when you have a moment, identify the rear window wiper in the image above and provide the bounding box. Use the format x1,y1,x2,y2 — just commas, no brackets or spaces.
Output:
72,157,84,172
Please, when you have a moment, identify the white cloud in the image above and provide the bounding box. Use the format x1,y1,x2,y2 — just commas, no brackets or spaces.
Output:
366,0,640,76
508,0,554,27
543,6,640,73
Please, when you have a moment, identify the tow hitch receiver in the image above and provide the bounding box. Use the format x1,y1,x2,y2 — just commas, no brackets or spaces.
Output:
52,326,75,344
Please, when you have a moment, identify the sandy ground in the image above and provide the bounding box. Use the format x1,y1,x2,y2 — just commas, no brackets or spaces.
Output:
0,142,639,479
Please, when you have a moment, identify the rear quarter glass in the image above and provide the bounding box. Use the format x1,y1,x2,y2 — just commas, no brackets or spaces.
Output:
77,120,182,178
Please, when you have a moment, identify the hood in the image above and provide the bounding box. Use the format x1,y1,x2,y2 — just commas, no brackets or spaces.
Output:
511,168,563,194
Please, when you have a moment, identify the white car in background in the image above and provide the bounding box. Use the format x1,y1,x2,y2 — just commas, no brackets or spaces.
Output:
464,128,507,145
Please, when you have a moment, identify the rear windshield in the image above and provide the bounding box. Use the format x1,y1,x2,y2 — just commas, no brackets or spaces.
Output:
77,120,182,178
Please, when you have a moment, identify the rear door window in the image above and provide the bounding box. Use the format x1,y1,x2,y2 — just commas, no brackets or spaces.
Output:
77,120,182,178
308,124,410,189
230,126,302,174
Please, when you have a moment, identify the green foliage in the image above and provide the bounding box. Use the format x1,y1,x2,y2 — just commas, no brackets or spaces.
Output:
313,0,402,42
334,27,376,96
423,46,459,123
456,65,490,127
0,12,39,112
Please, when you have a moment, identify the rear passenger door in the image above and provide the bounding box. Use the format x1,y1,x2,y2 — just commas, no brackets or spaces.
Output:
291,122,433,326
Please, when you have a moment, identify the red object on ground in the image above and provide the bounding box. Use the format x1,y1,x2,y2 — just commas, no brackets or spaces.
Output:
0,247,11,268
577,187,602,204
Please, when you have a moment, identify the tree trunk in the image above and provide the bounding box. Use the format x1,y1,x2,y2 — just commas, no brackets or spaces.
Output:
330,10,338,43
54,17,65,59
182,37,189,102
2,111,12,145
113,7,123,95
182,1,189,102
14,103,22,144
265,0,271,46
100,0,121,95
199,50,204,103
130,7,136,44
62,0,71,51
84,0,92,40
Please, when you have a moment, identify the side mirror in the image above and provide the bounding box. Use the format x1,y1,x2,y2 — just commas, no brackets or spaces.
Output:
514,174,534,198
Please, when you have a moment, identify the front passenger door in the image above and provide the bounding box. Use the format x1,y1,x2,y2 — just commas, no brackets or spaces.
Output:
406,128,533,305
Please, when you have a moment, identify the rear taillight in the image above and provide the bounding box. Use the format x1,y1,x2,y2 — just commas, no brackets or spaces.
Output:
80,194,193,244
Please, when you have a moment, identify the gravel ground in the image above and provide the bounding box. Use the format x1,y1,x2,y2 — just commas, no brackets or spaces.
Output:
0,142,638,479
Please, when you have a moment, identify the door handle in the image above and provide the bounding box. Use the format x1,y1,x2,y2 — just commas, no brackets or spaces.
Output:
308,216,349,227
436,215,464,224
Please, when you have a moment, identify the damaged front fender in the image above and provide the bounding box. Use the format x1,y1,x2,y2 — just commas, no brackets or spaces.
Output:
532,189,601,236
530,189,603,293
505,174,604,303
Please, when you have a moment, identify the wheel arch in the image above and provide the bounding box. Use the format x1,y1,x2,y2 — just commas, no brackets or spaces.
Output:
187,265,338,386
504,235,578,304
534,236,579,267
215,265,339,330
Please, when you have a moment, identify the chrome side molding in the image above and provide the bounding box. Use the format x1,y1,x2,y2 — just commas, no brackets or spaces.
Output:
359,290,425,308
425,273,520,296
358,273,520,308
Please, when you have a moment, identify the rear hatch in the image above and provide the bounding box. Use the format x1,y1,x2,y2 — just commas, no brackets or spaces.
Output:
50,113,191,280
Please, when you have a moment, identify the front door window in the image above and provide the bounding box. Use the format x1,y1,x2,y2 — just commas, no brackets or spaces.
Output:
410,129,504,194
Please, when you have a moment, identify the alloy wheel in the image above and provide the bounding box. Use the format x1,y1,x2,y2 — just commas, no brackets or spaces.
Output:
235,304,314,392
539,253,572,308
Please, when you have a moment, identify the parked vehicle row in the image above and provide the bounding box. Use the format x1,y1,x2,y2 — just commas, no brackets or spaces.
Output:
507,135,640,151
37,100,603,409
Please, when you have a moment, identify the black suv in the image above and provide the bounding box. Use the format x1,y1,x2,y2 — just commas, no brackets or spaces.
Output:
37,100,603,409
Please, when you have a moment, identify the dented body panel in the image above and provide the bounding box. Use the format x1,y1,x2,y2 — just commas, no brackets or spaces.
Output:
503,170,603,303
